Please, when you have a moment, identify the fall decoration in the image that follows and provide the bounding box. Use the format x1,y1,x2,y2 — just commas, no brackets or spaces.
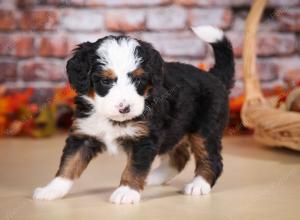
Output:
0,85,76,137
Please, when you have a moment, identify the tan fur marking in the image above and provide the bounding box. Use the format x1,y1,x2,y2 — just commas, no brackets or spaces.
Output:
130,121,149,137
56,149,88,179
132,68,144,77
102,69,116,80
189,134,214,184
87,90,95,98
169,136,191,172
111,120,149,139
144,85,153,96
120,153,146,190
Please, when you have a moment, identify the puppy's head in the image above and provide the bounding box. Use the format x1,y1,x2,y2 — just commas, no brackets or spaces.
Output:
67,36,164,122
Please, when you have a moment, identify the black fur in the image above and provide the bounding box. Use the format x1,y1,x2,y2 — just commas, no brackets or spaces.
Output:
66,42,97,95
210,37,235,90
74,96,94,118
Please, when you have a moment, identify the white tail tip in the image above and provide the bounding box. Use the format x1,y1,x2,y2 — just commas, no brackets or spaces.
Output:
192,26,224,43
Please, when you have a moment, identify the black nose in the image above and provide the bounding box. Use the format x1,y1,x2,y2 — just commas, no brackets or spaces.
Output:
119,105,130,114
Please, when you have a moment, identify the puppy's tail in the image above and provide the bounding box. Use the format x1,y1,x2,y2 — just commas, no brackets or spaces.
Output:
192,26,235,90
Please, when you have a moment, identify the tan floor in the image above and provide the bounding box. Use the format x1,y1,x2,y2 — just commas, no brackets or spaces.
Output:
0,135,300,220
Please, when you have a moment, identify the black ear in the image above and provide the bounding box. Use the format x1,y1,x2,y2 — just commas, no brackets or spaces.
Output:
137,40,164,86
66,42,95,95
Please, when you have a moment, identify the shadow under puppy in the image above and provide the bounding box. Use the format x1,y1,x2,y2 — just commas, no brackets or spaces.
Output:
33,26,235,204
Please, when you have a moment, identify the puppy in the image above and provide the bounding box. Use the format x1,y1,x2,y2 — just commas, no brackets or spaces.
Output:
33,26,234,204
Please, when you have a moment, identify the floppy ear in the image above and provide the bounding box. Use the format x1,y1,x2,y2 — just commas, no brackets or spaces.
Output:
136,40,164,87
66,42,95,95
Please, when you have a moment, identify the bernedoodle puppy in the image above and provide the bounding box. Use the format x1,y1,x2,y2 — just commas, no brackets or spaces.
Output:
33,25,235,204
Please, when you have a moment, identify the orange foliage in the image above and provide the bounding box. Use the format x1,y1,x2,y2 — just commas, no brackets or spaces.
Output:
0,84,76,137
229,95,244,113
198,63,208,71
0,88,34,136
52,84,76,106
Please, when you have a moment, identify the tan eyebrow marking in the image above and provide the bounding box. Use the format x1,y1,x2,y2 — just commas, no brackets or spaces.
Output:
144,84,152,96
87,90,95,98
132,68,144,77
102,69,116,80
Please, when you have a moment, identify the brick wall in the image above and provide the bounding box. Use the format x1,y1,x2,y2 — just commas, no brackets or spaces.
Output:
0,0,300,101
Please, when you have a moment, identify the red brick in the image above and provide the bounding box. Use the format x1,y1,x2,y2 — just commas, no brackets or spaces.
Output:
0,60,17,83
140,31,206,58
0,0,16,8
69,33,120,49
0,10,17,31
276,8,300,32
188,8,233,30
284,69,300,85
257,33,297,56
0,34,35,57
174,0,249,6
15,35,35,57
235,59,279,83
17,0,72,7
244,57,300,86
17,0,38,7
269,0,300,7
87,0,171,7
164,57,200,66
19,9,59,31
39,35,73,58
175,0,299,7
19,59,66,82
146,6,187,31
227,32,297,57
106,9,146,32
62,10,104,32
0,35,13,55
272,57,300,85
45,0,77,6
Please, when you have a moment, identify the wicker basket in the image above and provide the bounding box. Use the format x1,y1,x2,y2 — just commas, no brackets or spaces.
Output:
241,0,300,150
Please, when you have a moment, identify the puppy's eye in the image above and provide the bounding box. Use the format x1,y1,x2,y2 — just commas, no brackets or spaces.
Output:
100,78,112,86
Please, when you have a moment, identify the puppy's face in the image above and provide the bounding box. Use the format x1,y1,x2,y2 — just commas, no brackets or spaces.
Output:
67,36,163,122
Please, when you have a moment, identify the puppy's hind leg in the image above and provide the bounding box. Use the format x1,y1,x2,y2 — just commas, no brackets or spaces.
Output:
184,134,223,196
146,136,190,186
33,135,104,200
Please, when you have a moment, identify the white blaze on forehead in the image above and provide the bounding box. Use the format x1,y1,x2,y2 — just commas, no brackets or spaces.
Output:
93,37,145,122
97,37,142,76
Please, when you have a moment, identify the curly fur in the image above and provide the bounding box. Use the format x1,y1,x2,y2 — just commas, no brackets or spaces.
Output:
33,25,235,203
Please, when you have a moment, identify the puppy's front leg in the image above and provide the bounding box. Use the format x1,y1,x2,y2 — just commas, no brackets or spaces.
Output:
33,134,104,200
110,138,157,204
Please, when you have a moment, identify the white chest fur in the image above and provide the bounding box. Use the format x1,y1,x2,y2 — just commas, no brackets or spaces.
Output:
75,112,147,154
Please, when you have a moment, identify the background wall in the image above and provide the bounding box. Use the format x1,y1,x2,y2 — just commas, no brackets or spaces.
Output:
0,0,299,102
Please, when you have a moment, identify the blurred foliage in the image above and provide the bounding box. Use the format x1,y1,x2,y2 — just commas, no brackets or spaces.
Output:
0,85,76,137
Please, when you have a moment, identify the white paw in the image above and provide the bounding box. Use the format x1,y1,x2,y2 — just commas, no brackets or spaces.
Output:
33,177,73,201
184,176,211,196
109,186,141,204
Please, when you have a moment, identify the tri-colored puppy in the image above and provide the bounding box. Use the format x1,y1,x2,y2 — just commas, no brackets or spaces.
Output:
33,26,235,204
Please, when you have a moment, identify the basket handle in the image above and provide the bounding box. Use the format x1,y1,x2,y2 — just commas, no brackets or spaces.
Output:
242,0,267,103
